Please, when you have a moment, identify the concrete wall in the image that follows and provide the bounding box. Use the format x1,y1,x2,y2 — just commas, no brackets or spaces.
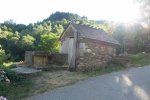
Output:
25,51,68,69
76,38,116,71
61,37,77,70
48,53,68,65
33,55,48,68
61,38,70,54
60,38,74,66
67,38,74,68
25,51,33,65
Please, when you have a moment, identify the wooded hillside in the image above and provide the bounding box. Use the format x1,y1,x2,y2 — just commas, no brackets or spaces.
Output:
0,11,150,62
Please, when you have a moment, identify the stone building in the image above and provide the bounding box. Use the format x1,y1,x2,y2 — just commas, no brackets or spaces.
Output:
60,23,120,71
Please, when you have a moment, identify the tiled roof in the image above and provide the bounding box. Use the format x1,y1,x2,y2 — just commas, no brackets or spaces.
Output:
72,24,120,45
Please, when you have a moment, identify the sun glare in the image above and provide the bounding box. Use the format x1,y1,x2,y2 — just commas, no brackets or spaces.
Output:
0,0,141,24
66,0,141,23
100,0,141,23
118,4,140,23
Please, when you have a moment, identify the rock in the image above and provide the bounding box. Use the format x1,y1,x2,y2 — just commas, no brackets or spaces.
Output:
0,70,10,83
5,78,10,83
11,67,42,75
0,96,7,100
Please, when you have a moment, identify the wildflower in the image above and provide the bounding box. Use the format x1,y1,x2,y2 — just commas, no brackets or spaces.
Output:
0,96,7,100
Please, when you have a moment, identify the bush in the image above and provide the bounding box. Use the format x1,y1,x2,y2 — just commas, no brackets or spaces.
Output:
3,69,25,83
0,68,32,100
0,49,9,65
0,71,32,100
0,69,10,83
2,62,16,68
128,53,150,66
38,33,60,53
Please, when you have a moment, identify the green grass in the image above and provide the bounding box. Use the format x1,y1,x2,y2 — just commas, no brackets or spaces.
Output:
0,62,30,100
0,61,42,100
82,65,124,76
0,68,38,100
2,62,14,68
129,53,150,66
0,78,32,100
0,67,45,100
1,61,23,69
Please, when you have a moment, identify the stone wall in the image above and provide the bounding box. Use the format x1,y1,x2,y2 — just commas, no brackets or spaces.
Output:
76,38,116,71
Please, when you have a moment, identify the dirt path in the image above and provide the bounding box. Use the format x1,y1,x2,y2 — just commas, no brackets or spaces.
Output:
29,66,150,100
26,70,88,98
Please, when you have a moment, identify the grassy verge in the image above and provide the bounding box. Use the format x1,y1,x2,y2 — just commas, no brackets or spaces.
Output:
0,70,87,100
82,65,124,76
0,62,35,100
82,59,125,76
0,54,133,99
0,80,30,99
0,77,32,100
128,53,150,66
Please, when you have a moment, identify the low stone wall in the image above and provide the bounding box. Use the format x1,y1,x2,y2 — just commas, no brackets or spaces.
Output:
76,39,116,71
25,51,68,69
48,53,68,65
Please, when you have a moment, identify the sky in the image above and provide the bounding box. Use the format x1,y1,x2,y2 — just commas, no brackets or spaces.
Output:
0,0,141,25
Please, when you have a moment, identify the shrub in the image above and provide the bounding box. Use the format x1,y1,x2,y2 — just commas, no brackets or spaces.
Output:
3,69,25,83
38,33,60,53
0,69,10,83
128,53,150,66
2,62,16,68
0,49,8,65
0,71,32,100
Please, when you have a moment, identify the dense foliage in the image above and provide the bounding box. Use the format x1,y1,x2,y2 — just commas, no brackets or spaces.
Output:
0,10,150,61
0,45,9,64
0,12,115,61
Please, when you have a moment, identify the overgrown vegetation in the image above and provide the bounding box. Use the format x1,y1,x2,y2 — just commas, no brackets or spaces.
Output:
0,80,32,100
0,68,33,100
0,60,33,100
0,70,87,100
129,53,150,66
0,45,10,65
38,33,60,52
2,62,15,68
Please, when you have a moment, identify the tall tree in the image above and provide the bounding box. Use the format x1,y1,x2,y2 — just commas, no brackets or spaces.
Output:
38,33,60,53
